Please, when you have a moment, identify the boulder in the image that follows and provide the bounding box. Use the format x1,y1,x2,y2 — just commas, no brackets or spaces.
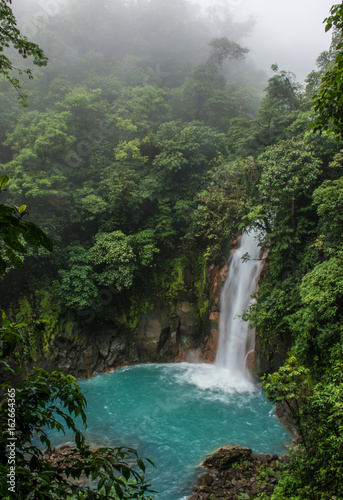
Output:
197,473,214,487
200,445,252,470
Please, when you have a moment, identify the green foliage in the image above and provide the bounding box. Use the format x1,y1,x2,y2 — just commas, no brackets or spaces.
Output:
88,231,137,289
53,245,99,310
256,139,321,233
0,175,53,276
0,359,154,499
311,4,343,136
130,230,160,268
246,65,304,153
313,153,343,250
194,253,210,320
159,257,187,304
290,256,343,372
0,0,48,104
7,289,63,362
0,310,32,372
190,157,259,261
88,230,160,291
208,37,249,67
262,357,311,436
153,120,226,176
263,356,343,500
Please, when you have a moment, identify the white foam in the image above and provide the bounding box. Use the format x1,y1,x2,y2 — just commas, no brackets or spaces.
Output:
173,363,257,394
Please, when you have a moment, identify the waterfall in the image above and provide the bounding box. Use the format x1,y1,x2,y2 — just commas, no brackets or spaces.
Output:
214,229,263,383
173,229,264,393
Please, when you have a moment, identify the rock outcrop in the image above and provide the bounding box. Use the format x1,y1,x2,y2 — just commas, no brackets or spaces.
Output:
189,445,289,499
33,299,203,378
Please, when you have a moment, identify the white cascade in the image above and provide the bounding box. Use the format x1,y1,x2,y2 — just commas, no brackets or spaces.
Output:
177,229,263,393
214,229,263,383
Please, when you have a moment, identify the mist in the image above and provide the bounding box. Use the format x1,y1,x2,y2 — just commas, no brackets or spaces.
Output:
197,0,333,81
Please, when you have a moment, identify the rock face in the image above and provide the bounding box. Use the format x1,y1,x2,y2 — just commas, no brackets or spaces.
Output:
35,299,203,379
196,263,229,364
135,301,199,362
47,325,138,379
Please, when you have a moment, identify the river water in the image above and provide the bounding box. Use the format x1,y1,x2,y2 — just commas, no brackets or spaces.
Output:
52,363,289,499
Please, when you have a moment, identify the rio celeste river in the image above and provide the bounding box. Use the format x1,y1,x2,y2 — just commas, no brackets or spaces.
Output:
52,362,290,500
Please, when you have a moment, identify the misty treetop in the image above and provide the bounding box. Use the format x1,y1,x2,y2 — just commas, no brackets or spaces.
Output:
0,0,341,308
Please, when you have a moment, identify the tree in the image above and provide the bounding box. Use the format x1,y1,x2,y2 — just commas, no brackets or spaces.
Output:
251,139,321,261
312,3,343,137
173,37,248,122
88,231,137,289
53,245,99,310
248,65,304,152
153,120,227,198
189,157,259,261
88,230,160,290
0,0,48,104
263,357,343,500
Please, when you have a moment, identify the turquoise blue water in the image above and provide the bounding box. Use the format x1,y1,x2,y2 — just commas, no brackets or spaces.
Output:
51,363,290,500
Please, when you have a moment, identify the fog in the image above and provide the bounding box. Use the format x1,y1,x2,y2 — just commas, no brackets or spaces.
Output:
197,0,333,82
11,0,335,86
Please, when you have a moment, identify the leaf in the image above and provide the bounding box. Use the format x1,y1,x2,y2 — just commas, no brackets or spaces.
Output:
18,204,27,215
0,256,6,276
0,175,9,189
5,248,24,268
2,234,27,254
75,430,84,448
113,483,124,499
22,222,53,251
122,467,130,481
137,458,146,472
0,204,14,217
29,455,39,471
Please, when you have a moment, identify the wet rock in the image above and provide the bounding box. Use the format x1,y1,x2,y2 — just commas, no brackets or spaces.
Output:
201,444,252,469
197,473,214,487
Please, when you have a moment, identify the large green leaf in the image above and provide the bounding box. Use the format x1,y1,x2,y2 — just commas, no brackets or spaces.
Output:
22,222,53,252
5,248,24,268
0,175,9,189
2,233,27,254
0,204,14,217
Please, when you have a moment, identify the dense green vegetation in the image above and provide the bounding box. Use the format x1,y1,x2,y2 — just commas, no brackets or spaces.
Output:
1,3,155,498
1,0,343,498
0,0,264,329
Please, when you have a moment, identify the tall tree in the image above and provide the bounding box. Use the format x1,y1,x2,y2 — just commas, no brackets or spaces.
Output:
312,3,343,137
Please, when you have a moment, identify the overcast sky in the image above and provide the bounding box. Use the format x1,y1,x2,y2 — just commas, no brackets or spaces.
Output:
199,0,334,82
